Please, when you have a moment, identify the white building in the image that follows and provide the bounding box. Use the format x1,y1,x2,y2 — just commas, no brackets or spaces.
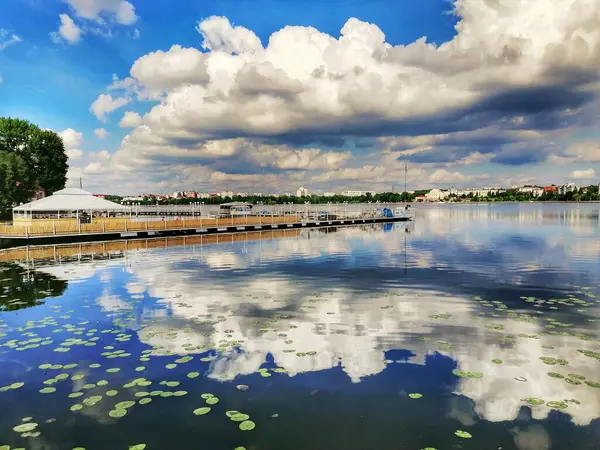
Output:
296,186,309,197
323,192,336,197
219,191,234,198
425,189,450,201
517,185,544,197
341,190,376,197
558,183,577,195
122,196,144,202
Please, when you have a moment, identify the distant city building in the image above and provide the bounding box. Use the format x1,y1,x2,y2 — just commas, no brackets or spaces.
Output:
517,185,544,197
323,192,336,197
219,191,234,197
341,190,376,197
296,186,309,197
544,185,558,194
558,183,577,195
425,189,450,201
183,191,198,198
122,196,144,202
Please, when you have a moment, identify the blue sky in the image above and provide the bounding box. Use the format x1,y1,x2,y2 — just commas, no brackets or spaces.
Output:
1,0,599,194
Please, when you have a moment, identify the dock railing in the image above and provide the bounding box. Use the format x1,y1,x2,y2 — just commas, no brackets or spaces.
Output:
0,203,412,239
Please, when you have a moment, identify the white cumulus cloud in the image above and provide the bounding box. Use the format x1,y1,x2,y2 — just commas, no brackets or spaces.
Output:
94,128,110,139
90,93,129,122
51,14,82,45
65,0,138,25
119,111,142,128
85,1,600,192
569,168,596,179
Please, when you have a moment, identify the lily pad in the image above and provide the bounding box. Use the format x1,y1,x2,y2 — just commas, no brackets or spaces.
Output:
547,401,568,409
13,422,38,433
193,407,211,416
40,387,56,394
187,372,200,379
408,393,423,399
452,370,483,379
522,397,545,406
109,409,127,418
239,420,256,431
206,396,219,405
106,390,118,397
455,430,472,439
230,413,250,422
115,401,136,409
128,445,146,450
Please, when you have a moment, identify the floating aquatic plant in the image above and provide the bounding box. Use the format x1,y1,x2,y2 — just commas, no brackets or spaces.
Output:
547,401,568,409
521,397,545,406
193,407,211,416
13,422,38,433
408,393,423,399
452,370,483,379
454,430,472,439
239,420,256,431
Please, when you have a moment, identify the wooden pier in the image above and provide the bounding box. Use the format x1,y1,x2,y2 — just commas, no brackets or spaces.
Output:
0,215,411,248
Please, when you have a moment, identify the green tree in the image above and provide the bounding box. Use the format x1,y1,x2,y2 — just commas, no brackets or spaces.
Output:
0,117,68,216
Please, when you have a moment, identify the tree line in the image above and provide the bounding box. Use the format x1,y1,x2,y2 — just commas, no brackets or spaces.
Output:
116,187,600,206
0,118,68,218
450,187,599,202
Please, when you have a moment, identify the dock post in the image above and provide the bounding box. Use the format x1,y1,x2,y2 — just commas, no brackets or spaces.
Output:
52,220,56,235
102,220,105,233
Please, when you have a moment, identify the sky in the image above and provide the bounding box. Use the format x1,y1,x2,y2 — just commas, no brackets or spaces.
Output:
1,0,600,195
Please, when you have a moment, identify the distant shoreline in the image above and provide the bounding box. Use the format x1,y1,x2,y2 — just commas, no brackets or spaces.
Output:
420,201,600,204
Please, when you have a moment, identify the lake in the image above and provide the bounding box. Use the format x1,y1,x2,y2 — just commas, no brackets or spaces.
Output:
1,203,599,450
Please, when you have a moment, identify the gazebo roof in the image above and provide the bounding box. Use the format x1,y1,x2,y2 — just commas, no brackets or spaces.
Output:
13,188,130,212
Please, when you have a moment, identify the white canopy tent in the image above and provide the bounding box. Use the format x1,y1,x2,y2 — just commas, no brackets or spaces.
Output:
13,188,130,221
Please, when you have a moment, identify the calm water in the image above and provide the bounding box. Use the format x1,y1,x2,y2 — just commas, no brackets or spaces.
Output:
1,203,599,450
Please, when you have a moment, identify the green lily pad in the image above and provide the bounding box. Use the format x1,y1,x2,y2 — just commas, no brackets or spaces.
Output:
239,420,256,431
165,364,177,369
408,393,423,399
201,393,214,399
452,370,483,379
106,390,118,397
455,430,472,439
106,368,120,373
115,401,136,409
522,397,545,406
585,381,600,388
193,407,211,416
70,404,83,411
230,413,250,422
128,444,146,450
491,359,503,364
10,382,24,389
40,387,56,394
109,409,127,418
547,401,568,409
13,422,38,433
187,372,200,379
139,398,152,405
206,396,219,405
547,372,564,379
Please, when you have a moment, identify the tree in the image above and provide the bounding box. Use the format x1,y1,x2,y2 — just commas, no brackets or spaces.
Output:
0,117,68,216
29,129,68,193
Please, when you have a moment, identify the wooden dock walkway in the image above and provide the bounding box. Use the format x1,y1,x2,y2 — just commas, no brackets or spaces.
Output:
0,215,411,248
